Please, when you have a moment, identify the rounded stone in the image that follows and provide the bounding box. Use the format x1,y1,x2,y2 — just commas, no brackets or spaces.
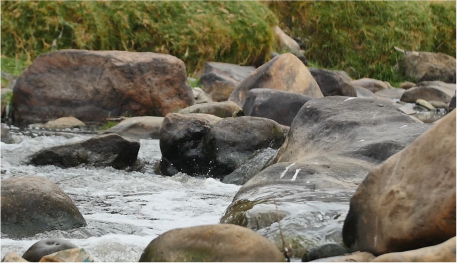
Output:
22,239,78,262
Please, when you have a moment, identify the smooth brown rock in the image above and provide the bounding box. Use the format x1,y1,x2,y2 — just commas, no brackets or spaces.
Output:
351,78,392,93
373,236,456,262
1,176,86,238
229,53,323,107
428,100,449,110
13,50,195,126
399,81,416,90
374,88,405,100
400,81,455,103
343,110,456,255
399,51,456,83
415,99,435,110
39,248,93,262
178,101,242,118
23,239,78,262
30,117,86,130
2,252,28,262
354,86,375,99
139,224,285,262
101,116,164,140
310,251,375,262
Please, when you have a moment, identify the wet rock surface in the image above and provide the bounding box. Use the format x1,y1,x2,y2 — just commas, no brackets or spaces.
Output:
1,176,86,238
28,134,140,169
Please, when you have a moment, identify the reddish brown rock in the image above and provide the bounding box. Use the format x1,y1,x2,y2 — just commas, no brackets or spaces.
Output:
229,53,323,107
13,50,195,126
343,110,456,255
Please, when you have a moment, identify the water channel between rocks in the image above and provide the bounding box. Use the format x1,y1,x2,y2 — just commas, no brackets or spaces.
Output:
0,128,351,262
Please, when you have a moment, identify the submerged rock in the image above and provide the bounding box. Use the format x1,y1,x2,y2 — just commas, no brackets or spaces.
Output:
22,239,78,262
1,176,86,238
139,224,285,262
229,53,323,107
13,50,195,126
302,243,348,262
28,134,140,169
343,110,456,255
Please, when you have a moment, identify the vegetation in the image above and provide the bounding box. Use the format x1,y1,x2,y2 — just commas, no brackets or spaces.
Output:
100,120,119,131
266,1,456,85
1,1,277,75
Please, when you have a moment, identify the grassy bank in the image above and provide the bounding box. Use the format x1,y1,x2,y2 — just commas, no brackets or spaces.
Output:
267,1,456,85
1,1,277,75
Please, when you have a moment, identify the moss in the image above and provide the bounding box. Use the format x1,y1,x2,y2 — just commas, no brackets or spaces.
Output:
220,199,267,227
100,121,119,131
1,1,277,75
266,1,456,84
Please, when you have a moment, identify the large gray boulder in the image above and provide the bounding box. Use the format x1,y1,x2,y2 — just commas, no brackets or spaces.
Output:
400,81,456,103
160,114,287,178
13,50,195,126
28,134,140,169
243,88,314,126
1,176,86,238
309,68,356,97
221,97,429,257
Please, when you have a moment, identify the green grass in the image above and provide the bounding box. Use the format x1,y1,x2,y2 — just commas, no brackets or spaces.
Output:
100,120,119,131
1,1,277,75
1,55,30,87
187,78,200,88
266,1,456,84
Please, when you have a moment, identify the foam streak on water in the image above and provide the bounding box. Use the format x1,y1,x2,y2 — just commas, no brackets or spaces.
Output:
1,133,240,262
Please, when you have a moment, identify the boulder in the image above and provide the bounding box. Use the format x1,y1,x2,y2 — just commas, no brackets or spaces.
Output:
372,237,456,262
273,26,308,65
178,101,242,118
160,114,287,177
351,78,392,93
138,224,285,262
342,111,456,255
13,50,195,126
243,89,314,126
192,87,213,104
302,243,348,262
399,81,416,90
199,61,255,83
374,89,405,100
399,51,456,83
400,81,456,103
310,252,375,262
22,239,78,262
309,68,356,97
415,99,435,110
229,53,323,107
221,97,429,257
2,253,28,262
28,134,140,169
29,117,86,130
449,91,456,112
101,116,163,140
1,176,86,238
354,87,375,99
428,100,449,110
1,124,13,144
39,248,93,262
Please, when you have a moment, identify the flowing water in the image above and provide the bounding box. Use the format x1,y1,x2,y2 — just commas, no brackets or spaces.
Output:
1,128,241,262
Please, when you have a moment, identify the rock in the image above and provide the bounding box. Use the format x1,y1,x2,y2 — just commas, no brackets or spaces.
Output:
2,252,28,262
243,88,314,126
428,100,449,110
178,101,242,118
342,111,456,255
273,26,308,65
310,251,375,262
354,87,375,99
229,53,323,107
101,116,164,140
22,239,78,262
39,248,93,262
399,51,456,83
309,68,356,97
30,117,86,130
192,87,213,104
199,73,237,102
415,99,435,110
1,176,86,238
199,61,255,83
222,148,278,186
1,124,13,144
138,224,285,262
374,88,405,100
221,97,429,257
398,106,416,115
449,91,456,112
399,81,416,90
13,50,195,126
351,78,392,93
28,134,140,169
372,237,456,262
302,243,348,262
400,80,456,103
160,114,287,177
